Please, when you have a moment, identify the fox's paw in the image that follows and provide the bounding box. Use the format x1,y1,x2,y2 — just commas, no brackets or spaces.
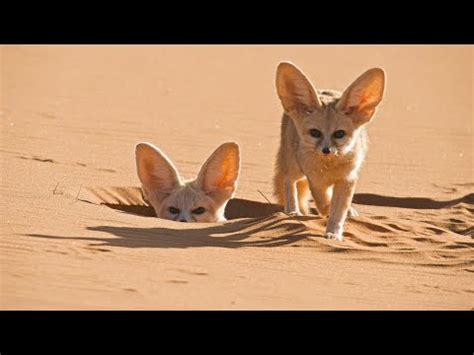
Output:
325,224,344,241
315,206,330,218
348,207,359,218
325,232,344,241
286,211,303,217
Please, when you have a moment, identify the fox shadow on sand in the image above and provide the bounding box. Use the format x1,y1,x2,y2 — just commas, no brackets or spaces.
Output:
25,210,316,250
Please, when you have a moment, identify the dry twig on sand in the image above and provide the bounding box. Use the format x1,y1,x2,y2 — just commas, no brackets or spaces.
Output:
257,190,307,228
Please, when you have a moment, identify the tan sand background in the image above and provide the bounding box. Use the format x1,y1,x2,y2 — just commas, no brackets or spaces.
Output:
0,45,472,309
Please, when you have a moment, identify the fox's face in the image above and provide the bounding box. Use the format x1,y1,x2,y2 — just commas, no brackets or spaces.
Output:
135,142,240,222
276,63,385,157
290,102,363,157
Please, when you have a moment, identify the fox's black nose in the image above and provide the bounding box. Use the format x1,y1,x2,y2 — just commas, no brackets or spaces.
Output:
322,147,330,155
179,219,187,223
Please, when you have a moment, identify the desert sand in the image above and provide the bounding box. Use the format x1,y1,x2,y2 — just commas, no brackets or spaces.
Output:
0,45,472,309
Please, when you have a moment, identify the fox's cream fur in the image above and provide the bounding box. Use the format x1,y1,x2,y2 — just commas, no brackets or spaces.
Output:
273,62,385,241
136,142,240,222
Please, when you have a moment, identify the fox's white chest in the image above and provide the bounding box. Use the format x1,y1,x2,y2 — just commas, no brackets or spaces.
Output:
299,149,364,184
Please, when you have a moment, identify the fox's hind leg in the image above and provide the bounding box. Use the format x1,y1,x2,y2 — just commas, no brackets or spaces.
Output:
308,181,332,217
296,178,310,215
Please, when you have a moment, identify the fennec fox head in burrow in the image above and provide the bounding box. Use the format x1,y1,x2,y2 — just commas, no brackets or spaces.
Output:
136,142,240,222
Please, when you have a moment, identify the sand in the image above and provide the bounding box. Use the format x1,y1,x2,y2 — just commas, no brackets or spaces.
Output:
0,45,472,309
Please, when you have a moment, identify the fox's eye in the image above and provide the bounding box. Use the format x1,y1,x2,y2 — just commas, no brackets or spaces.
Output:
333,130,345,139
192,207,206,215
309,129,322,138
168,207,180,214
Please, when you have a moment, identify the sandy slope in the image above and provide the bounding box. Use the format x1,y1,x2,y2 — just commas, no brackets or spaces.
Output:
0,45,472,309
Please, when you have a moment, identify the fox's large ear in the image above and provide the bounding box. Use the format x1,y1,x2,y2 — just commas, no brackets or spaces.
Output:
135,143,181,198
336,68,385,125
197,142,240,204
276,62,322,114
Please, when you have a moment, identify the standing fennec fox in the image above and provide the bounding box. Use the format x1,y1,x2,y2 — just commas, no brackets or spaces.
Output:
136,142,240,222
274,62,385,241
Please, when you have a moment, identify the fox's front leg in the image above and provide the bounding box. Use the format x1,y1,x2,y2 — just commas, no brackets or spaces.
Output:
325,180,356,241
284,177,302,216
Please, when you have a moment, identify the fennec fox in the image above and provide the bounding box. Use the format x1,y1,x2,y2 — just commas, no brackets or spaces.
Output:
274,62,385,241
136,142,240,222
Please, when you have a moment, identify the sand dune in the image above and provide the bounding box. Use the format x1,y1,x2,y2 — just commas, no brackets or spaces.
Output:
78,186,473,267
1,45,472,309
